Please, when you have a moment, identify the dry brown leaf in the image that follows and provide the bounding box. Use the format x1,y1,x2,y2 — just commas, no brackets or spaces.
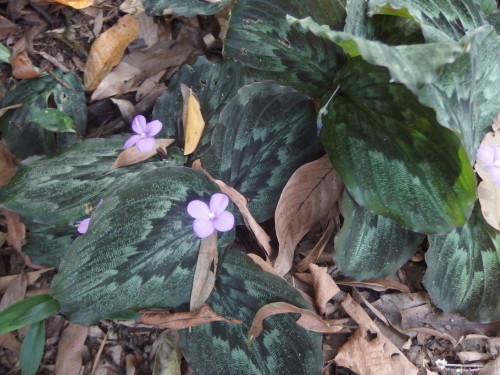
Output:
51,0,95,9
0,272,27,310
274,155,342,275
55,323,89,375
407,327,458,346
295,217,336,272
0,268,53,293
247,254,282,278
141,304,242,330
110,98,135,124
192,160,272,256
0,141,18,186
0,15,17,38
181,84,205,156
337,278,410,294
120,0,145,14
248,301,348,344
475,114,500,230
479,356,500,375
309,264,340,315
0,332,21,353
84,14,139,92
10,49,41,79
457,351,493,363
190,232,217,312
109,138,174,170
3,209,25,253
336,294,418,375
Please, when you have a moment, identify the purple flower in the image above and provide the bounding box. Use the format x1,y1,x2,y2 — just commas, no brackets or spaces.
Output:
187,193,235,238
123,115,162,153
477,144,500,185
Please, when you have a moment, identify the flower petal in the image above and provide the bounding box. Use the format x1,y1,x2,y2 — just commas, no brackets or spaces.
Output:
131,115,147,134
477,145,496,167
187,200,211,219
213,211,235,232
136,137,155,153
123,134,142,149
490,167,500,186
145,120,162,137
193,218,215,238
77,218,91,234
209,193,229,216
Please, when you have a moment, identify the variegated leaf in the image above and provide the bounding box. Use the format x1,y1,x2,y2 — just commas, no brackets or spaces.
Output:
179,250,322,375
144,0,231,17
52,166,234,325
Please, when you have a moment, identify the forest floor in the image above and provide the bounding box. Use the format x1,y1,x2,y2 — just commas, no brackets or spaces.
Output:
0,1,499,374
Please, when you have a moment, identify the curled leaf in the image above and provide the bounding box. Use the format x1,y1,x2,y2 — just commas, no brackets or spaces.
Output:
10,50,41,79
190,232,218,311
181,84,206,155
0,142,17,187
109,138,174,170
309,264,340,315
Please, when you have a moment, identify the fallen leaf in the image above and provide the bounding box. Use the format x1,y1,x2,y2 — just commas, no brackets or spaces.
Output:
110,98,135,124
274,155,342,275
55,323,89,375
309,264,340,315
337,278,410,294
475,114,500,230
10,49,41,79
84,14,139,91
0,272,27,310
247,254,282,278
0,332,21,353
3,210,26,253
192,160,272,256
181,84,205,155
457,351,493,363
51,0,95,9
120,0,145,14
141,304,242,330
336,294,418,375
109,138,174,170
247,301,349,345
0,141,18,186
407,327,457,346
190,232,217,312
479,356,500,375
0,269,53,294
152,330,182,375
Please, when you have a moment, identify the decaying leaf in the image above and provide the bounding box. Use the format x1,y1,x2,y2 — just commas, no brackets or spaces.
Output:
141,304,242,330
51,0,95,9
109,138,174,170
181,84,205,155
309,264,340,315
10,49,41,79
274,155,342,275
152,330,182,375
192,160,272,256
3,209,26,253
248,301,348,345
247,254,282,278
295,217,336,272
55,323,89,375
336,294,418,375
190,232,217,312
84,14,139,91
0,141,17,186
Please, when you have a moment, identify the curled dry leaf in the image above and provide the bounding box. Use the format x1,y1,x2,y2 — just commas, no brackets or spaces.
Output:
475,114,500,230
0,141,18,186
274,155,342,275
51,0,95,9
109,138,174,170
141,304,242,330
190,232,218,312
84,14,139,92
295,217,336,272
10,49,41,79
192,160,272,256
248,301,349,345
181,84,205,156
309,264,340,315
55,323,89,375
247,253,282,278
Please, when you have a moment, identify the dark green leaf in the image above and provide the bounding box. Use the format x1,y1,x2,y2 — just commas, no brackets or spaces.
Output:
224,0,346,98
424,204,500,322
179,250,322,375
144,0,232,17
0,136,173,225
334,192,425,279
152,56,253,157
288,15,465,92
52,166,234,326
320,58,476,233
203,81,323,223
20,321,45,375
478,0,497,15
0,294,56,334
0,71,86,159
368,0,487,42
29,108,76,133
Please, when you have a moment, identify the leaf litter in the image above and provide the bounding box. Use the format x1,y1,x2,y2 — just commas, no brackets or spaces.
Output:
1,1,500,374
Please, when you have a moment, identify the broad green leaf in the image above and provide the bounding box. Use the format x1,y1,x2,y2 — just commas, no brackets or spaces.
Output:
20,321,45,375
288,15,465,92
0,136,175,225
334,192,425,279
179,250,322,375
0,294,57,334
52,166,235,326
486,10,500,33
368,0,487,42
144,0,231,17
0,42,11,64
224,0,346,98
152,56,253,157
29,108,76,133
424,204,500,322
320,58,476,234
417,26,500,162
203,81,323,223
478,0,497,15
0,71,86,159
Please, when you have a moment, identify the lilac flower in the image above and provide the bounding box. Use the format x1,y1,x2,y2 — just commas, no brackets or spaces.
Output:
76,199,103,234
187,193,235,239
123,115,162,153
477,144,500,185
